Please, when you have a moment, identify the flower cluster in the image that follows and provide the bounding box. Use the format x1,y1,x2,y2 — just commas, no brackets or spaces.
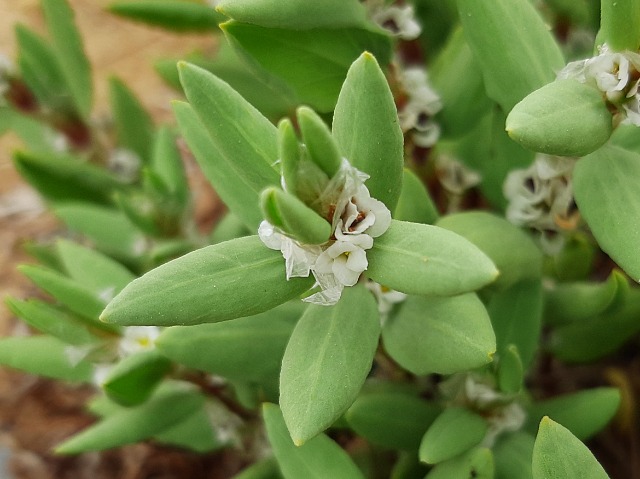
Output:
397,66,442,147
503,154,578,254
367,0,422,41
558,44,640,125
259,160,391,306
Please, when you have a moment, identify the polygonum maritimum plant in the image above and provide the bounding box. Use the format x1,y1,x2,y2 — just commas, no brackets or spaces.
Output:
2,0,640,477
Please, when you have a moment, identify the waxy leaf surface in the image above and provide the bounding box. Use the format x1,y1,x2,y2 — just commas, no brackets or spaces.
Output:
532,418,610,479
457,0,565,111
368,220,498,296
101,236,313,326
574,145,640,280
333,52,403,210
280,286,380,444
507,80,612,157
382,293,496,375
263,403,364,479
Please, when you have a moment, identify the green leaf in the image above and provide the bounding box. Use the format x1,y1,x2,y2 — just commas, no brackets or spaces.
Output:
437,212,542,289
178,61,281,213
109,76,154,163
488,279,543,369
15,25,74,112
549,290,640,362
56,239,135,298
210,212,251,244
173,101,263,230
55,381,205,454
103,350,171,406
382,293,496,375
280,286,380,445
260,187,331,245
153,405,221,453
599,0,640,51
19,264,118,333
263,403,365,479
425,447,494,479
394,169,439,225
278,118,303,196
13,150,125,205
498,344,524,394
216,0,369,30
232,458,283,479
611,123,640,154
430,26,492,138
532,417,610,479
5,298,99,345
526,388,621,441
420,408,488,464
109,0,224,32
224,23,392,113
333,52,402,210
506,80,613,156
151,126,189,209
367,220,499,296
54,204,145,263
544,270,629,326
42,0,93,118
101,236,314,326
0,336,92,382
346,393,441,450
297,106,341,178
157,302,304,381
493,432,534,479
162,42,296,119
457,0,565,111
573,145,640,280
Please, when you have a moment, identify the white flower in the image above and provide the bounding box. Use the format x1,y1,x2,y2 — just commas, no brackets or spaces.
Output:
504,155,578,255
435,155,481,196
206,399,243,447
366,280,406,325
108,148,142,183
258,221,321,279
370,3,421,40
397,67,442,147
558,44,640,122
260,159,391,306
92,363,113,387
118,326,161,357
315,232,373,287
337,184,392,238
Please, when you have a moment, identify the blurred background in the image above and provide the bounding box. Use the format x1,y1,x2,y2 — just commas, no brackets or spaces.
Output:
0,2,229,477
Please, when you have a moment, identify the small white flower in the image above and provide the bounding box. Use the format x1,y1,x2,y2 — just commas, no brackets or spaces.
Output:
366,280,406,325
558,44,640,122
92,363,113,387
338,184,392,238
435,155,481,196
315,233,373,287
258,221,321,279
504,155,578,255
370,3,421,40
118,326,161,357
108,148,142,183
206,399,243,447
260,158,391,306
397,67,442,147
